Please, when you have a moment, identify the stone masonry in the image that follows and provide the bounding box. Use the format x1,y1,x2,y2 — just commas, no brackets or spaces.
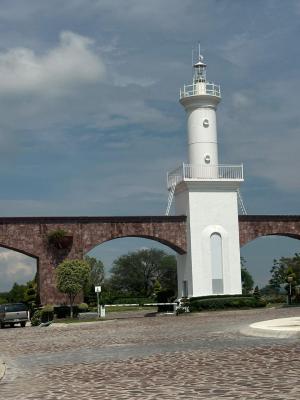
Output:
239,215,300,246
0,216,187,305
1,214,300,305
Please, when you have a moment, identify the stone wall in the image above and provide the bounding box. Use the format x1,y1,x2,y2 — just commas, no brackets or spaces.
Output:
239,215,300,247
2,214,300,304
0,216,187,305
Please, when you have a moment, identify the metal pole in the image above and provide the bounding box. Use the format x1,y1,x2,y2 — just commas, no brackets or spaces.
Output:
97,292,100,318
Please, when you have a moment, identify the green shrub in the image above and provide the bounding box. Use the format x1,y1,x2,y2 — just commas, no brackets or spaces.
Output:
41,304,54,322
176,307,187,315
54,305,83,318
191,294,253,301
54,306,70,318
189,296,266,312
78,303,89,312
31,309,42,326
263,295,286,304
47,229,67,246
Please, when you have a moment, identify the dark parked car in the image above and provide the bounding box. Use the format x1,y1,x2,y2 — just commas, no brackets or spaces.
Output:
0,303,29,328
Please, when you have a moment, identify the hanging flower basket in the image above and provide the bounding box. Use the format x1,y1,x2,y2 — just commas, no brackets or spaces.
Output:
47,229,73,249
55,235,73,249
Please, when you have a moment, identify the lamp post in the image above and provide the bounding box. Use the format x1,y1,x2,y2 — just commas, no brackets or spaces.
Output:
95,286,101,317
287,276,293,305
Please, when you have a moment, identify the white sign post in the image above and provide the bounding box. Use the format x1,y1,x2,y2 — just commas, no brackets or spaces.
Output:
95,286,101,318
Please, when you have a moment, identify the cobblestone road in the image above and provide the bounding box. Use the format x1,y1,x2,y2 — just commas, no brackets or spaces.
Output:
1,307,300,399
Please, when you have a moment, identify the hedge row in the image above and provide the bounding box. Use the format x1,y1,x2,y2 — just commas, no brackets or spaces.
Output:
107,297,153,305
31,303,90,325
190,294,255,301
189,296,266,312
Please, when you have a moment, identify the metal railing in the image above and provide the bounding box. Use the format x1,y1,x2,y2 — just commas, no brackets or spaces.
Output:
167,163,243,189
180,82,221,99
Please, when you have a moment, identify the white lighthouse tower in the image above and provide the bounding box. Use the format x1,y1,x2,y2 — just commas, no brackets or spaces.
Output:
167,48,244,298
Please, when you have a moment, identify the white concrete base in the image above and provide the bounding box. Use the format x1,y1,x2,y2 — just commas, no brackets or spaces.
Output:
242,317,300,338
251,317,300,331
175,180,242,298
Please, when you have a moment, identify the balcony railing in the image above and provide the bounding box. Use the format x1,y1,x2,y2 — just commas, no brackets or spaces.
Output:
180,82,221,99
167,163,243,189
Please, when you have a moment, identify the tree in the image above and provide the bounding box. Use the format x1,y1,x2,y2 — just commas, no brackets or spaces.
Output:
85,256,105,286
269,254,300,294
84,256,105,304
24,278,38,311
0,293,8,304
109,248,177,298
56,259,90,318
241,258,254,294
253,285,261,300
7,282,26,303
2,277,39,309
260,284,279,296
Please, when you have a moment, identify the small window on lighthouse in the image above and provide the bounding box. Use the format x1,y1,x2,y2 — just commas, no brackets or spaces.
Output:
203,118,209,128
204,154,211,164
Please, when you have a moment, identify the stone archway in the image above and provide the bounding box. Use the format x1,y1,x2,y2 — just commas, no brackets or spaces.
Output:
0,244,39,303
0,216,187,304
239,215,300,247
79,217,187,255
3,214,300,304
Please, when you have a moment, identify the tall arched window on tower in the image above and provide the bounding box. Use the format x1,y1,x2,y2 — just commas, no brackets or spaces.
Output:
211,233,224,294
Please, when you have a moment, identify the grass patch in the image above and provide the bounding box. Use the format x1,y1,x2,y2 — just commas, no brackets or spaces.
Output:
53,318,105,324
189,296,266,312
104,306,157,313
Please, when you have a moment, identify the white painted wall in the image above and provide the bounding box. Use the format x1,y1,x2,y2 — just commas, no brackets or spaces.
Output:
175,181,242,298
187,107,218,165
180,95,220,166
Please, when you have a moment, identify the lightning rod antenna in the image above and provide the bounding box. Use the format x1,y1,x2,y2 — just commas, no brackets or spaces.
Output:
192,47,194,76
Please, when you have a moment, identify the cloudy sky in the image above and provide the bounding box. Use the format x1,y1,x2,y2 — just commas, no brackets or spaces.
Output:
0,0,300,291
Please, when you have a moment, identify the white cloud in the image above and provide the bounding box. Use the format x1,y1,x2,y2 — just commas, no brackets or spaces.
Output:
222,77,300,193
232,92,252,109
93,0,200,31
113,74,156,88
0,31,105,95
0,249,36,291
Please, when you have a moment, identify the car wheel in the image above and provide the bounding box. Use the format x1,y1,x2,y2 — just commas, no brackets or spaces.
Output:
20,322,26,328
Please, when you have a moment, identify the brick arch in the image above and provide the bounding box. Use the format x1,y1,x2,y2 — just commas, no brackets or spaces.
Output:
239,216,300,247
79,216,187,255
0,216,187,305
0,242,39,260
84,234,186,256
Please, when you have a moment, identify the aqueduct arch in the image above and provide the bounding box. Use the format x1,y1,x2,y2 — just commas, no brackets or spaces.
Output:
0,216,187,304
1,214,300,304
239,215,300,247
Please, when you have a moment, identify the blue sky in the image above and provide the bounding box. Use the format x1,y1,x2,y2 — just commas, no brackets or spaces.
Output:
1,0,300,291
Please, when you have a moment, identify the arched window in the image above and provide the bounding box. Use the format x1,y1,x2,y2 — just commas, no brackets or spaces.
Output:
210,233,223,294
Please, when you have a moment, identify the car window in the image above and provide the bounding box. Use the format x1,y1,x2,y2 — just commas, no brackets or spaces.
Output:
4,304,28,312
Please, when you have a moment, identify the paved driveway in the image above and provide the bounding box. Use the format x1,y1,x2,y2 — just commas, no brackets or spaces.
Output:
0,307,300,399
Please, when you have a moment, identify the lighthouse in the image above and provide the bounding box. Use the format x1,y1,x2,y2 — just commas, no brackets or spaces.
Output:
167,49,244,298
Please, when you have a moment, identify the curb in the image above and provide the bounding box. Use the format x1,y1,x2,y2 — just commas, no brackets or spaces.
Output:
240,326,300,339
240,317,300,339
0,360,6,381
